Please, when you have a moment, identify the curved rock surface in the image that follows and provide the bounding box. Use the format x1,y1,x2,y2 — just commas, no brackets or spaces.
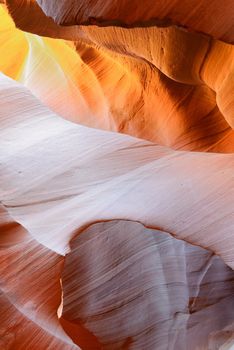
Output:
0,1,234,349
1,74,233,267
1,3,234,151
62,220,234,350
0,206,79,350
35,0,234,43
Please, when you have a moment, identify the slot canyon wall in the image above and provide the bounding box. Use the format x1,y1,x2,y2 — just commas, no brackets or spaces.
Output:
0,1,234,349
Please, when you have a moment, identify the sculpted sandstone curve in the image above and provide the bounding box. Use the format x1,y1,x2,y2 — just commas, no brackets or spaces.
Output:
0,1,234,349
61,220,234,350
0,74,233,267
1,3,234,151
35,0,234,43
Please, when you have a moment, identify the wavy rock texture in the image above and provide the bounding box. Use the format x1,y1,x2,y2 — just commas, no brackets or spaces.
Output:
0,74,234,349
35,0,234,43
0,205,79,350
62,220,234,350
1,3,234,152
0,0,234,349
1,74,234,264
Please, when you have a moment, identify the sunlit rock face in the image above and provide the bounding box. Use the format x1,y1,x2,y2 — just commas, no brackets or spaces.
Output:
0,1,234,349
1,2,234,151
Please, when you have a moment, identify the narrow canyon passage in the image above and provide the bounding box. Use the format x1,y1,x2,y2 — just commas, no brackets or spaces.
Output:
0,1,234,349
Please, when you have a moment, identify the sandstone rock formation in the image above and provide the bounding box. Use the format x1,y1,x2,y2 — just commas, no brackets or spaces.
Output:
0,1,234,349
1,2,234,152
